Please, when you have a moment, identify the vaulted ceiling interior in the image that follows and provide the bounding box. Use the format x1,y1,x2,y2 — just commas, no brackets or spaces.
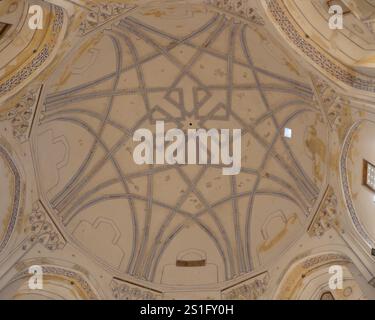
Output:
0,0,375,300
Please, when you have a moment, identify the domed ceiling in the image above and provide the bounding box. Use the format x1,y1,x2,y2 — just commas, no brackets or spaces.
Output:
33,1,328,285
0,0,374,300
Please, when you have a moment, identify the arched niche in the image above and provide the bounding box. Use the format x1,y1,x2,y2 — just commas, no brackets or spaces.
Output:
274,252,366,300
0,264,101,300
341,120,375,249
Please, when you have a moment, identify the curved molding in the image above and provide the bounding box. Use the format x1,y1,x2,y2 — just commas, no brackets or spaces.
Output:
0,4,67,104
262,0,375,95
8,264,101,300
274,252,351,299
340,120,375,248
0,143,21,254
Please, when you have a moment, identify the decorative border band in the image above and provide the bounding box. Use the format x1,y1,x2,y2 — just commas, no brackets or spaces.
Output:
0,6,64,97
340,120,375,248
266,0,375,93
0,144,21,253
10,265,99,299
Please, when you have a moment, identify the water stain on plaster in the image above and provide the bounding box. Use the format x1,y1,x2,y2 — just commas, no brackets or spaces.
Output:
305,125,326,183
258,213,298,252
